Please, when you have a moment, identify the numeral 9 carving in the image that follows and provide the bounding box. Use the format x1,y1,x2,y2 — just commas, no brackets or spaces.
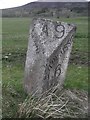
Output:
55,24,65,38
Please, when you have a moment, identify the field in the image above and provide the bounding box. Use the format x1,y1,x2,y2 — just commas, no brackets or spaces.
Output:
2,17,88,118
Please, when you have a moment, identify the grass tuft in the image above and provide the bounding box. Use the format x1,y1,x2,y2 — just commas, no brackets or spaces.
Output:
18,86,88,118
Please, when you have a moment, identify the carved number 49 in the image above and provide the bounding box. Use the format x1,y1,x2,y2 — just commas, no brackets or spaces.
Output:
42,24,65,38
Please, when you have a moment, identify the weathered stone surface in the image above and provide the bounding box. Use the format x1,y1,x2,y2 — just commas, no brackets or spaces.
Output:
24,18,76,96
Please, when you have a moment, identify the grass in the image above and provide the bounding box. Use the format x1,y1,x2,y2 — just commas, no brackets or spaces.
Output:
18,87,88,118
2,18,30,53
65,64,88,90
2,17,88,118
2,63,27,117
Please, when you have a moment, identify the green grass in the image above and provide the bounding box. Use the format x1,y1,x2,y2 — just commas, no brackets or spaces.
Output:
3,63,24,91
2,17,88,118
65,64,88,90
2,63,27,117
73,38,88,52
2,18,31,53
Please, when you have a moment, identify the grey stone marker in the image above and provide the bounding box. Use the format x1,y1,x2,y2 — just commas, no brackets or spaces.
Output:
24,18,76,96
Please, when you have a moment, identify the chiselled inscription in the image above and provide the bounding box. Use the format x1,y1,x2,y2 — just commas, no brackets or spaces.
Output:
42,24,48,36
43,34,74,89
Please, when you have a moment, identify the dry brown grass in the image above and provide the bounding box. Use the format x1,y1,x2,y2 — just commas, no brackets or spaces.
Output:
18,86,88,118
